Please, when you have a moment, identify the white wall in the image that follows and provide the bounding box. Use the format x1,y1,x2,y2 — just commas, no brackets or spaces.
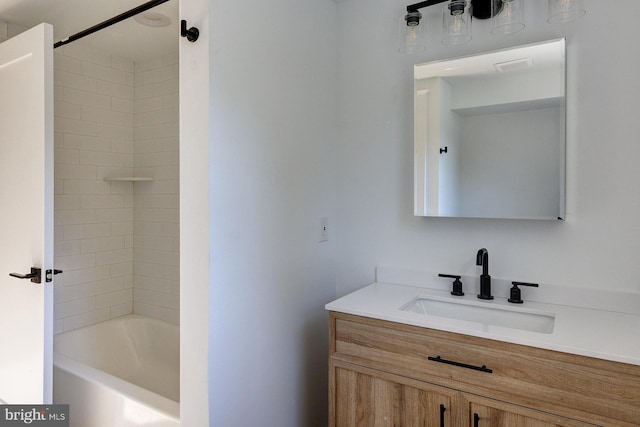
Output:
208,0,338,425
457,106,562,218
179,0,210,423
335,0,640,296
450,67,565,111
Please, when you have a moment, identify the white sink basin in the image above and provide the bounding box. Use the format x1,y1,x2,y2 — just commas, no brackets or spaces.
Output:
400,295,555,334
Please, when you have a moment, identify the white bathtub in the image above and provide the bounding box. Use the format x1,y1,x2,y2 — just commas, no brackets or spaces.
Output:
53,315,180,427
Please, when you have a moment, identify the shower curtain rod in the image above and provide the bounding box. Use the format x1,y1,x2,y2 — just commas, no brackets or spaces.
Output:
53,0,171,49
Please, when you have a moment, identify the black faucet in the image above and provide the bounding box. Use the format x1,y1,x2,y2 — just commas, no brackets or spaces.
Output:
476,248,493,300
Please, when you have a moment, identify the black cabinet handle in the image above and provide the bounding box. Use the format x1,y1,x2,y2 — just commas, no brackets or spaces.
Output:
474,413,480,427
439,404,446,427
428,356,493,373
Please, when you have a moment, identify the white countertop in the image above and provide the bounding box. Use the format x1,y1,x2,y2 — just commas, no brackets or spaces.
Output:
326,282,640,366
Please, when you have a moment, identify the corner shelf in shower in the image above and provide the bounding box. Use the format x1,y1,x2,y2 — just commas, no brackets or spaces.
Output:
104,176,154,182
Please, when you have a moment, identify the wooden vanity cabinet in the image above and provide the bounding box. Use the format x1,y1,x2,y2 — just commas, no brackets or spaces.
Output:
462,394,595,427
328,312,640,427
332,359,460,426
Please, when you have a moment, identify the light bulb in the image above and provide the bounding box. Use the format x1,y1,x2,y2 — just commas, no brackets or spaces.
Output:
449,15,466,34
408,25,418,41
502,2,513,18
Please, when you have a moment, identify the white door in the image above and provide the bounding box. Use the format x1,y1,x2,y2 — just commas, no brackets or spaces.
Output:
0,23,54,404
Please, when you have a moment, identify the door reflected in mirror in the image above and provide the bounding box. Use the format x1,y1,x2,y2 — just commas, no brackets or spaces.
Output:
414,39,566,220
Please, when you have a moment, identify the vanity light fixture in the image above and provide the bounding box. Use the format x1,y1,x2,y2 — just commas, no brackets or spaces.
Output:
441,0,472,45
400,0,585,53
399,10,427,53
400,0,472,52
491,0,525,36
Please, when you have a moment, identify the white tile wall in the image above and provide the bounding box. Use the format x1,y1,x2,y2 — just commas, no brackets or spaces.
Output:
133,52,180,325
54,44,135,334
53,45,179,333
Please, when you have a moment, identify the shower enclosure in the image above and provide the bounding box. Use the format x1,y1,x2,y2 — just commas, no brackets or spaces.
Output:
53,36,180,333
0,0,183,409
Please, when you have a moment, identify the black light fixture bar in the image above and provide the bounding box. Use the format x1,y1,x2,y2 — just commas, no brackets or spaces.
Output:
406,0,499,20
53,0,171,49
407,0,448,13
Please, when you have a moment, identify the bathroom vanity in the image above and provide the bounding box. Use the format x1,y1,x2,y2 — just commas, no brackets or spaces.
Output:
326,281,640,426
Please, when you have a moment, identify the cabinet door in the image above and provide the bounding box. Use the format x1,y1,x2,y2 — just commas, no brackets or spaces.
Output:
464,394,598,427
330,359,459,427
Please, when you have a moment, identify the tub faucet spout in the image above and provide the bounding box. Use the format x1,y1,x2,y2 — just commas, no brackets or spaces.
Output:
476,248,493,300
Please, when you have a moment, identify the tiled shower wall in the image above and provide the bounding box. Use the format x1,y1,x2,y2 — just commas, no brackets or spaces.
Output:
53,45,179,333
53,44,135,334
132,54,180,324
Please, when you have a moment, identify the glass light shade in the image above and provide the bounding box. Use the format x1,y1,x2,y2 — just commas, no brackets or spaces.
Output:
548,0,586,24
399,12,427,54
441,0,472,45
491,0,525,36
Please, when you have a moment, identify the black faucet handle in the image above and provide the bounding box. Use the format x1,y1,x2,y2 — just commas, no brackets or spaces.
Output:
509,282,539,304
438,274,464,296
512,281,539,287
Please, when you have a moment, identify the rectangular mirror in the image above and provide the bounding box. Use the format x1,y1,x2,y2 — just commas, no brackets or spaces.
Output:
414,39,566,220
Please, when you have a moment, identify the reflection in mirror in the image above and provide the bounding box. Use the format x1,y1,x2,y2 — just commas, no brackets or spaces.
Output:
414,39,566,220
